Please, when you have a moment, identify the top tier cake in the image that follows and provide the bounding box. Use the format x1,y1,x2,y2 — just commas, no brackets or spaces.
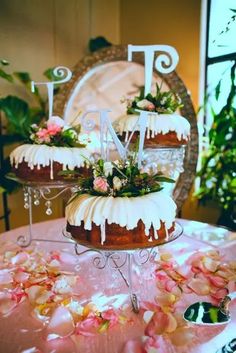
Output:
10,116,92,182
114,84,190,148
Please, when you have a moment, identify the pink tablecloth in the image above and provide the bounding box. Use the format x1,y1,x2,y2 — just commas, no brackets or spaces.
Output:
0,218,235,353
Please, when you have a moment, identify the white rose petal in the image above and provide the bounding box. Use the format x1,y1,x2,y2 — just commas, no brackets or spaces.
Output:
104,161,113,177
136,99,152,109
47,116,65,127
113,176,122,191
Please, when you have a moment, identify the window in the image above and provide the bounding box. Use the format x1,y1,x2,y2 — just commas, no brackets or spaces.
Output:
203,0,236,130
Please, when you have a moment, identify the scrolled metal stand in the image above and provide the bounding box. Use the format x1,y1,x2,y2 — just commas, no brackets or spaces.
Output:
16,180,78,247
14,176,183,314
65,224,183,313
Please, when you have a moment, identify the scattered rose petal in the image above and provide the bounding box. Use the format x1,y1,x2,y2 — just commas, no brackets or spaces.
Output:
188,278,210,295
143,311,154,324
168,327,194,346
47,306,75,339
52,275,77,294
14,271,30,283
75,314,101,336
211,288,228,299
11,252,29,265
145,311,169,336
0,269,13,285
0,292,17,316
122,339,145,353
203,257,220,272
207,275,226,288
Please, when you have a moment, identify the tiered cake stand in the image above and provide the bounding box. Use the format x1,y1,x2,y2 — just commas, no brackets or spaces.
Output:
8,174,183,313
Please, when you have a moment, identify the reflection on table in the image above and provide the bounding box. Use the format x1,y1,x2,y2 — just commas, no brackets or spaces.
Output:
0,218,235,353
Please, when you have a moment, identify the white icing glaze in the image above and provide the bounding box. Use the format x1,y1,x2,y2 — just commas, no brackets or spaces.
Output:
114,113,191,141
66,192,176,244
10,144,92,178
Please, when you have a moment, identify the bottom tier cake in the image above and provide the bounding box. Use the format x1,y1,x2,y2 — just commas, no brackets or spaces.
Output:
65,192,177,250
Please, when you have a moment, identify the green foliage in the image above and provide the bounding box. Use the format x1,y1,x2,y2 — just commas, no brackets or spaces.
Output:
0,158,20,194
88,36,112,53
0,60,56,193
65,156,175,199
126,83,183,115
196,62,236,218
28,122,85,148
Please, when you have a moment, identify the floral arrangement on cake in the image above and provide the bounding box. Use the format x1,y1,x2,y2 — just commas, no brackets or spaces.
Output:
27,116,86,148
123,83,183,115
66,156,174,198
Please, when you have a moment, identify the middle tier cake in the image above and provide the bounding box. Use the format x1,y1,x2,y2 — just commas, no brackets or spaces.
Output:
65,157,177,250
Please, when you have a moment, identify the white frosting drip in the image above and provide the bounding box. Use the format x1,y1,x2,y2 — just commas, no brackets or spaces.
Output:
114,113,190,141
66,192,176,244
10,144,92,178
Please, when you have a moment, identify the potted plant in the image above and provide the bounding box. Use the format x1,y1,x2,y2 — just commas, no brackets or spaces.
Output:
196,62,236,230
0,60,59,193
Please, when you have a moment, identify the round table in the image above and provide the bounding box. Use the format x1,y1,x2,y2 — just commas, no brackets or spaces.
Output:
0,218,235,353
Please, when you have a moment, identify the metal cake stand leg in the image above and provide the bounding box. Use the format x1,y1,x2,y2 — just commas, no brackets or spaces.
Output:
127,253,139,313
17,186,76,248
74,245,141,313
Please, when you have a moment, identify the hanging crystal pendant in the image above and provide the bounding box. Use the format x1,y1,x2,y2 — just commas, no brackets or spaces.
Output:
23,189,30,209
33,190,40,206
45,200,52,215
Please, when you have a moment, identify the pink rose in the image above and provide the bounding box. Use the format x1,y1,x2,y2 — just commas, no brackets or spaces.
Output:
93,177,109,193
36,128,49,138
101,308,118,327
136,99,155,111
47,124,62,136
36,128,51,143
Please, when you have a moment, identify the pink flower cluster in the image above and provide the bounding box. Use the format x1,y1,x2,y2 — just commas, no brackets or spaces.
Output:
136,99,155,111
36,124,62,143
93,177,109,193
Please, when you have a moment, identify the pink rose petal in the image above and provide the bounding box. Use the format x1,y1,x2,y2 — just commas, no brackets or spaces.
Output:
211,288,228,300
75,314,101,336
102,308,118,327
0,269,13,285
122,339,146,353
14,272,30,283
207,275,226,288
145,311,169,336
0,292,17,316
47,306,75,339
11,252,29,265
169,327,194,346
188,278,210,295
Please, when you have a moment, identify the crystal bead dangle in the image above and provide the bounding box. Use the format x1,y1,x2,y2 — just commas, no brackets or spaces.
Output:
23,188,30,209
33,190,40,206
45,200,52,215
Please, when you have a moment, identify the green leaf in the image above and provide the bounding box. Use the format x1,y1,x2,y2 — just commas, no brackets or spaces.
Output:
14,71,40,97
98,320,109,333
43,68,64,82
0,68,13,82
1,59,10,66
0,134,24,145
230,8,236,13
0,158,21,194
0,95,30,137
14,71,31,84
215,80,221,100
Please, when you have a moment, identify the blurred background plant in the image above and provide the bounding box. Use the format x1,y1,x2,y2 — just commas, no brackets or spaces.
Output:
195,61,236,230
0,59,59,194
